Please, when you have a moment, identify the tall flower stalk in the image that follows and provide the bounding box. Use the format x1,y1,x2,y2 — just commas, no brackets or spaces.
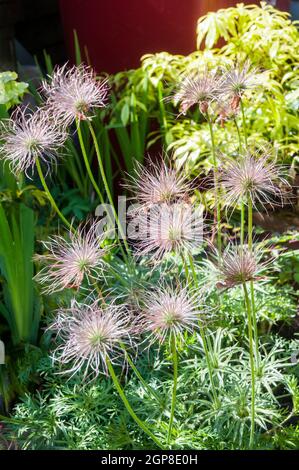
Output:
106,358,164,449
167,334,178,445
87,121,131,259
205,242,271,447
43,64,132,261
172,69,224,253
242,281,256,448
35,157,73,230
206,111,222,253
76,119,105,205
138,284,207,443
238,97,258,366
187,253,220,407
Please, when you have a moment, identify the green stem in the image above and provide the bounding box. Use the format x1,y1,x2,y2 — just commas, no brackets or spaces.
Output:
240,201,245,246
206,112,221,254
35,158,73,231
167,334,178,445
120,342,162,405
106,359,164,449
76,119,105,204
247,197,260,365
87,121,131,259
180,252,190,283
234,118,242,153
242,282,256,449
234,118,245,245
248,197,253,250
188,254,220,408
240,99,248,148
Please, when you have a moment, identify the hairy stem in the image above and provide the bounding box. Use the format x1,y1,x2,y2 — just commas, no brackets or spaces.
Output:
167,334,178,445
234,117,242,153
234,117,245,243
36,157,73,231
106,358,164,449
76,119,105,204
242,282,256,449
247,197,260,365
120,342,162,405
240,201,245,246
77,119,130,263
206,112,221,254
187,254,220,408
180,252,190,283
240,99,248,148
88,121,132,260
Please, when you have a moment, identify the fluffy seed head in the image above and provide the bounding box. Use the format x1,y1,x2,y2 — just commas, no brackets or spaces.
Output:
34,221,109,294
138,285,204,344
0,107,66,177
209,244,270,289
126,160,191,210
219,151,291,210
222,60,267,108
48,300,133,379
42,64,109,126
131,203,204,260
172,68,223,114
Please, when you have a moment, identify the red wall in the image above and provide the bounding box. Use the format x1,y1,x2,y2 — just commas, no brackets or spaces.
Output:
59,0,290,74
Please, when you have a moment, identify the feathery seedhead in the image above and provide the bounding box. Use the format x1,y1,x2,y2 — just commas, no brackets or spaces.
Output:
42,64,109,126
0,107,66,177
126,160,191,210
210,244,270,289
219,151,291,210
131,202,204,260
217,102,239,127
222,60,267,108
138,285,204,344
34,221,109,294
172,68,223,115
48,300,133,379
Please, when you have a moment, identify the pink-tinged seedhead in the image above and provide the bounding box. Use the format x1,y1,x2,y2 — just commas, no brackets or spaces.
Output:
42,64,109,126
0,107,66,177
171,68,224,115
217,102,239,127
137,285,205,345
222,60,267,108
219,151,291,211
132,202,204,261
48,300,133,380
207,243,271,289
34,221,109,294
126,160,191,210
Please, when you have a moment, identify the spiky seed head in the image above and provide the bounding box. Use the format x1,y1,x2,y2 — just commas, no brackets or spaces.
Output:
34,221,109,294
126,160,191,210
48,300,133,380
42,64,109,126
0,107,66,177
171,68,223,115
222,60,267,108
131,202,204,260
219,151,291,210
138,285,204,344
210,244,271,289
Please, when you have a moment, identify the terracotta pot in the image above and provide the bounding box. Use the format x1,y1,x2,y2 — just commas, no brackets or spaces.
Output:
59,0,291,74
